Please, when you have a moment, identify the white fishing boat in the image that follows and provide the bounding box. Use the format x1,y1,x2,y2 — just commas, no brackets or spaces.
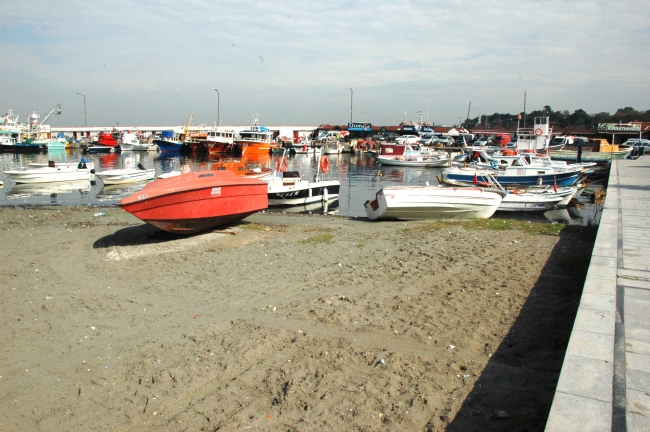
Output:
375,147,449,167
28,160,95,171
95,164,156,185
265,155,340,206
4,159,95,184
364,184,502,220
118,132,159,151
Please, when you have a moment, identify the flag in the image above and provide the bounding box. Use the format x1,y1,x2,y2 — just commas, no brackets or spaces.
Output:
553,178,558,193
473,172,478,185
518,113,522,120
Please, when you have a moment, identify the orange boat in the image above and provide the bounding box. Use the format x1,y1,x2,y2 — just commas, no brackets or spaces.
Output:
119,170,268,234
211,158,272,178
234,126,280,155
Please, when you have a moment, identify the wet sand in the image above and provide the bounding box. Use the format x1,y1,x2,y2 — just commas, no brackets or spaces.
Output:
0,206,594,431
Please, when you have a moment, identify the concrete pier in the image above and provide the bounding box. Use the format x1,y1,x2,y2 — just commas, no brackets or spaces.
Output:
546,157,650,431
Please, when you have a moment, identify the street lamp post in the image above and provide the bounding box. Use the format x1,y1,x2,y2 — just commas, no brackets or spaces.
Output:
349,88,353,123
76,92,86,127
214,88,220,127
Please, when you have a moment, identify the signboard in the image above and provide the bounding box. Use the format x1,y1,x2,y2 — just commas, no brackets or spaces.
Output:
348,122,372,132
420,125,434,133
401,125,418,132
598,123,641,133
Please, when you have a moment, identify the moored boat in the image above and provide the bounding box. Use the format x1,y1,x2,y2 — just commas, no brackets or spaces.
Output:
265,154,340,206
548,138,632,162
118,133,159,151
234,125,278,156
97,131,120,147
153,130,187,152
95,164,156,185
364,185,502,220
4,159,95,184
118,170,268,234
1,130,47,152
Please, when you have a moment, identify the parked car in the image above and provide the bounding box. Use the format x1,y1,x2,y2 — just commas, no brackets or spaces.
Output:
472,137,490,146
432,136,455,146
624,138,650,147
380,132,401,141
418,136,434,146
395,134,420,144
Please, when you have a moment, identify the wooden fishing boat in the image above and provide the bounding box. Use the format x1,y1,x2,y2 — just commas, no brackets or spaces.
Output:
548,139,632,162
118,170,268,234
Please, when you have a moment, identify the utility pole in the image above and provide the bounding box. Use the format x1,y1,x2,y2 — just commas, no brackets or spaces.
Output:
214,88,220,126
523,91,527,128
349,88,353,123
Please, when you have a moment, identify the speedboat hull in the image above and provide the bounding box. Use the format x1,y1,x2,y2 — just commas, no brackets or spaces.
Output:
377,154,449,167
1,143,48,153
442,166,581,186
266,176,340,206
365,186,502,220
153,139,189,152
4,167,94,184
498,187,577,212
548,148,632,162
82,144,115,153
118,171,268,234
96,169,156,185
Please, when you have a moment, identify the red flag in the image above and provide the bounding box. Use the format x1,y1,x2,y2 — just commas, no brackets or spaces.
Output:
553,178,558,193
473,172,478,185
518,113,522,120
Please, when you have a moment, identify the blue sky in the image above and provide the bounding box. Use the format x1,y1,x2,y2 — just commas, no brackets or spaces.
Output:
1,0,649,128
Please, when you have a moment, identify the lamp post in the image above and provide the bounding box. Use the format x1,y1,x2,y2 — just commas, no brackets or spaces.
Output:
349,88,353,123
214,88,220,127
76,92,86,127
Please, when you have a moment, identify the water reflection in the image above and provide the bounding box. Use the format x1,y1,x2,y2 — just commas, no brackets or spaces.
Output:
0,149,605,224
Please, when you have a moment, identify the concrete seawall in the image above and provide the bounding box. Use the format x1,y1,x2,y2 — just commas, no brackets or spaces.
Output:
546,158,650,431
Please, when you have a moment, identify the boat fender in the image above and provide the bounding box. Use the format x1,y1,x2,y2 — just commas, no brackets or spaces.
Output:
90,169,95,174
48,160,55,167
322,187,328,202
137,163,145,170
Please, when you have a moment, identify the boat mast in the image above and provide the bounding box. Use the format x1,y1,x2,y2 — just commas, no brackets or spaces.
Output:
33,103,62,133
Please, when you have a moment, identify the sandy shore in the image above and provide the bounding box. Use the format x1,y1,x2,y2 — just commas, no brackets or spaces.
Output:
0,205,595,431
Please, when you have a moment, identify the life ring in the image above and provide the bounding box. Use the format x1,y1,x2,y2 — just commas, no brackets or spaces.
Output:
319,156,330,173
276,156,288,172
535,128,543,136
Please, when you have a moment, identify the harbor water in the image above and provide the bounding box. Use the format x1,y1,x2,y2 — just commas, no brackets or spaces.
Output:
0,149,606,225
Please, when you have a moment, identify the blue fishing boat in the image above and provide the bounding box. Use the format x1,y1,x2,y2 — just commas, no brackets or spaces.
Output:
442,165,584,186
153,130,183,151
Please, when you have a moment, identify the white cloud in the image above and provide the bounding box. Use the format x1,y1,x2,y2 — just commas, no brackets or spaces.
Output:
1,0,649,127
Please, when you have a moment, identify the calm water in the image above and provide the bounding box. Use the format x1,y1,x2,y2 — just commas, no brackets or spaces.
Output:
0,149,604,224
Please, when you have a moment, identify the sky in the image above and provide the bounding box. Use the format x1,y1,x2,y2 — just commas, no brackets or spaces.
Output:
2,0,649,128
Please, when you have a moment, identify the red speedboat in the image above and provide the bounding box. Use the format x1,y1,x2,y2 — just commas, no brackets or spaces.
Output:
119,170,268,234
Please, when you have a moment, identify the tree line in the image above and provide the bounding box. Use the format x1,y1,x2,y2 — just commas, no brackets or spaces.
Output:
463,106,650,129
